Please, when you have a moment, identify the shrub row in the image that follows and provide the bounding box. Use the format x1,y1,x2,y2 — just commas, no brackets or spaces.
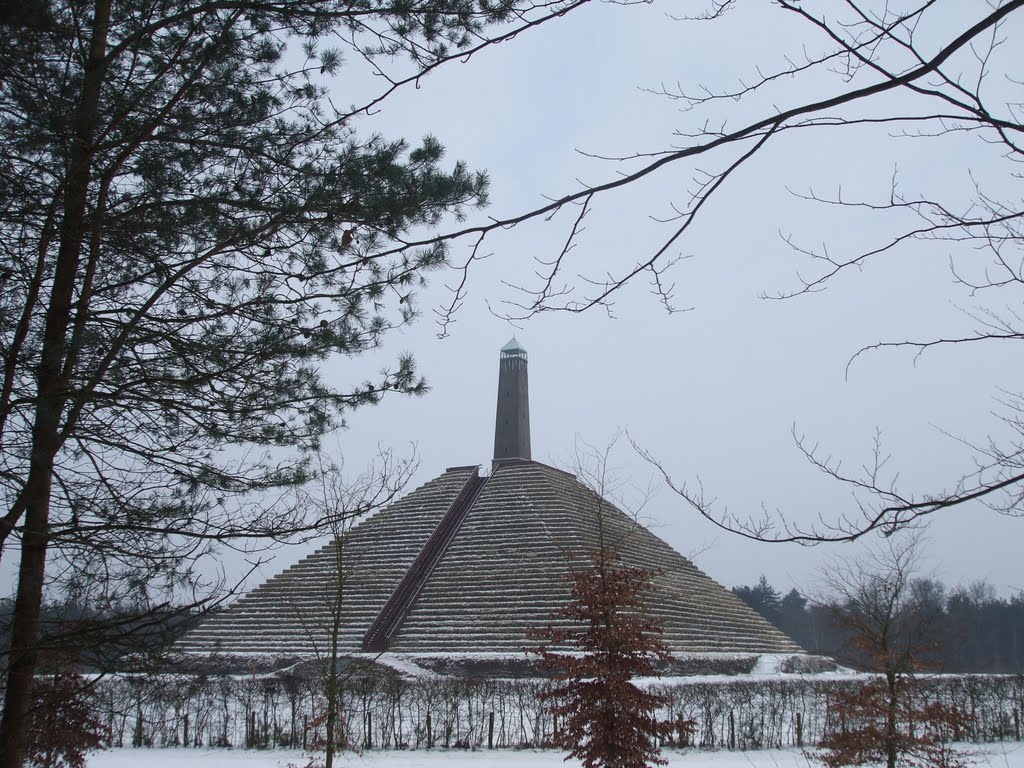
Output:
95,671,1024,751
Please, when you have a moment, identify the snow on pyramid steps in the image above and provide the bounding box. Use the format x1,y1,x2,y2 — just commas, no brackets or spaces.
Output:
175,466,477,656
390,460,799,655
177,460,800,661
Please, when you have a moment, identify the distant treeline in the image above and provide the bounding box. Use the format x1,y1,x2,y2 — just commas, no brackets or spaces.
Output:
732,576,1024,673
0,599,204,672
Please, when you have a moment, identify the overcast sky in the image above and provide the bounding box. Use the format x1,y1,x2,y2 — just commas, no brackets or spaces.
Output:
246,0,1023,599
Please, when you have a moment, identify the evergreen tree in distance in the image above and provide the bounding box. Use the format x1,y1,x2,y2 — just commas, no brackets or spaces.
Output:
0,0,590,764
732,575,782,626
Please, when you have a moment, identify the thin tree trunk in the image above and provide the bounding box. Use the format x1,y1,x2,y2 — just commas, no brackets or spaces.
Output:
325,538,345,768
0,2,110,765
886,671,899,768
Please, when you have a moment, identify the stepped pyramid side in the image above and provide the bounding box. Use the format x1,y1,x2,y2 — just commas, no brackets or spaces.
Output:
391,461,800,655
175,466,476,656
390,462,584,652
542,464,801,654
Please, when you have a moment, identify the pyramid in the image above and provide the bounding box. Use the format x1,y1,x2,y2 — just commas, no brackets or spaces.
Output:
177,341,801,664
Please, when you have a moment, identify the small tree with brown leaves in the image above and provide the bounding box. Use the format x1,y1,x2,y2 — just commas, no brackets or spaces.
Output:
533,546,674,768
821,680,972,768
25,672,107,768
818,536,971,768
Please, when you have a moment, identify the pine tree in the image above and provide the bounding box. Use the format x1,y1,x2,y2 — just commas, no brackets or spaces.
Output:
0,1,587,764
777,588,812,651
732,575,782,627
532,547,676,768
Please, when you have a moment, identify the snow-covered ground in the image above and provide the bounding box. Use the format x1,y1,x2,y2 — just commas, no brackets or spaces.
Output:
87,743,1024,768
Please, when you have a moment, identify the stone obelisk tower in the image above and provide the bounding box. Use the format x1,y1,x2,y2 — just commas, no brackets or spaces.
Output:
493,338,531,464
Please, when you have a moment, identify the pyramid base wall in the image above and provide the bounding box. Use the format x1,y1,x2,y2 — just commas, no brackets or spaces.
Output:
161,649,836,678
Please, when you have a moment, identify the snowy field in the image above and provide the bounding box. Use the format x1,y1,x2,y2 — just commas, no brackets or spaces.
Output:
87,744,1024,768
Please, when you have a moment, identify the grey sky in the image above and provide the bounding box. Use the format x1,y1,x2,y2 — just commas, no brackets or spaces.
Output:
233,0,1024,600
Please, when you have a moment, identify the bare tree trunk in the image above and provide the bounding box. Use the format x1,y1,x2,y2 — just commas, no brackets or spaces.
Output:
325,537,346,768
885,670,898,768
324,595,341,768
0,2,110,765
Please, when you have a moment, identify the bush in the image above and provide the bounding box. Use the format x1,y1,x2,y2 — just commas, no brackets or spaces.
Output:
26,672,108,768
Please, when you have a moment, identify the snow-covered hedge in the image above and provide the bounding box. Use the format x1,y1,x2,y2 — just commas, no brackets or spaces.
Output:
94,671,1024,751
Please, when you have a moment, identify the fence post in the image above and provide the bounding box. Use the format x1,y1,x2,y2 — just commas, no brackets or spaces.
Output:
1015,709,1021,741
365,710,373,750
796,712,803,748
133,704,144,748
729,711,735,750
488,712,495,749
183,714,189,748
426,712,433,749
302,715,308,750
